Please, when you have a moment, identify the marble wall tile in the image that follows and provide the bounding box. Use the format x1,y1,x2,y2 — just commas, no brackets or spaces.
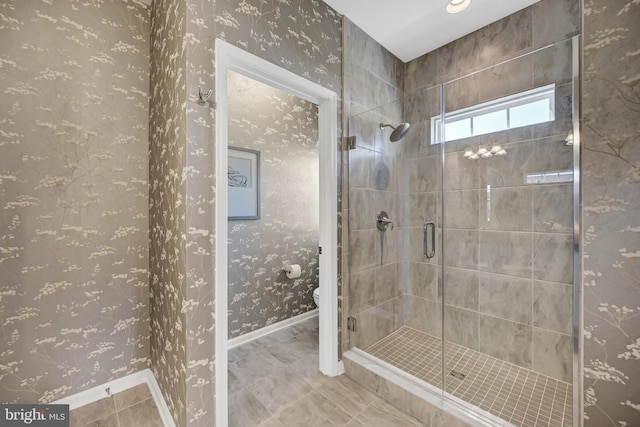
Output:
532,0,580,49
532,328,572,383
400,262,440,301
479,315,532,369
445,305,479,350
478,273,533,325
348,71,402,118
349,229,382,272
532,38,574,87
404,192,439,228
532,233,573,284
376,263,400,305
381,227,399,266
374,153,398,191
445,230,479,271
444,267,479,311
444,74,480,113
533,281,573,335
478,231,532,278
344,19,404,88
349,109,378,151
445,190,480,230
405,85,444,125
479,187,533,232
349,268,375,314
533,184,573,233
350,188,378,230
349,147,376,189
476,56,534,110
375,298,402,343
404,50,438,94
437,32,480,81
445,150,481,191
400,119,442,161
409,155,441,193
477,7,532,66
351,306,382,349
403,295,442,338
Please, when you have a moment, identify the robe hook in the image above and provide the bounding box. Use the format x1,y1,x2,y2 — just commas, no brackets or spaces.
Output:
197,85,213,106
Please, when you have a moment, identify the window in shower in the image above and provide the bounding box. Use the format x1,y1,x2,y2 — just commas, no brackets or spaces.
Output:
431,83,556,143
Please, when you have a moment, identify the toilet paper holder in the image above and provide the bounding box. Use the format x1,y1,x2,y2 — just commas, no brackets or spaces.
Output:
283,264,302,279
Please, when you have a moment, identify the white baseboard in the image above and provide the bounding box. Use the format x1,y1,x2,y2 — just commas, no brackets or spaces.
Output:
228,309,319,349
53,369,175,427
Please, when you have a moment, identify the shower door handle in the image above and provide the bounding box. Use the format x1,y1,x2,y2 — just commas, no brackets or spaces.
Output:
423,222,435,259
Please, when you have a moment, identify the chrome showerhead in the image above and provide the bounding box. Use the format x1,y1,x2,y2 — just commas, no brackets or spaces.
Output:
380,122,411,142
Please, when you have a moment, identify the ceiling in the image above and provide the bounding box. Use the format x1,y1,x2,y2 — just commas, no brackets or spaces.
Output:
322,0,540,63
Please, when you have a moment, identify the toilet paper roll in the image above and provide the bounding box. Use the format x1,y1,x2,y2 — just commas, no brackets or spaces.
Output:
284,264,301,279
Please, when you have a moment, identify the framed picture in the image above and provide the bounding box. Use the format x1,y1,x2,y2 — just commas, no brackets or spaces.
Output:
228,146,260,220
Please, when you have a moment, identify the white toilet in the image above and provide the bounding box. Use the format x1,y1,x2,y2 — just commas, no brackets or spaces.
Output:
313,287,320,307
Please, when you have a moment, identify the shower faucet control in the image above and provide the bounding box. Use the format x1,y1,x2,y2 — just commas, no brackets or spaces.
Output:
376,211,394,231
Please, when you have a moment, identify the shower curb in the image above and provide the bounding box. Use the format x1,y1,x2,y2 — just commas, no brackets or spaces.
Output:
343,349,515,427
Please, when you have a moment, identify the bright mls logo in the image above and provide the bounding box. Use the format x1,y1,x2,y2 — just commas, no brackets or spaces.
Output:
1,404,69,426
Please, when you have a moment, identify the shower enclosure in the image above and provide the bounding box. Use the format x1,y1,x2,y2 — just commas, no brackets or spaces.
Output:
344,35,579,427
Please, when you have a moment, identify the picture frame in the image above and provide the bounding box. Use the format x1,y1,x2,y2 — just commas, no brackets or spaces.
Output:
228,146,260,220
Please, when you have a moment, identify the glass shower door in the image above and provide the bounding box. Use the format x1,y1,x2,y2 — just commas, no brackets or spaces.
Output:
441,39,576,426
345,85,445,391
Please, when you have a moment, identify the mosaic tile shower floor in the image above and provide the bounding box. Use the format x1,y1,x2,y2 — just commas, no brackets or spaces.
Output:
366,326,572,427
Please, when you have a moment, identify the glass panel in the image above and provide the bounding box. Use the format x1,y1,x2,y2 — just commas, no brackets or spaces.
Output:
346,87,444,391
442,38,574,426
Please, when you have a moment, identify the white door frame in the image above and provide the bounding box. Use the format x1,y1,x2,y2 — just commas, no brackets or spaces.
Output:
214,39,340,426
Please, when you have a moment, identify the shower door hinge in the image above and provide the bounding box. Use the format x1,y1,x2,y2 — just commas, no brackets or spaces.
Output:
341,136,357,150
318,246,322,255
347,316,357,332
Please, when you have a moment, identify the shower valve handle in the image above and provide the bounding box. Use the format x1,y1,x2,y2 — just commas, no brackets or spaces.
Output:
376,211,394,231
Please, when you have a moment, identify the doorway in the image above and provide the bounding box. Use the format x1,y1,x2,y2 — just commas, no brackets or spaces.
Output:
214,39,340,426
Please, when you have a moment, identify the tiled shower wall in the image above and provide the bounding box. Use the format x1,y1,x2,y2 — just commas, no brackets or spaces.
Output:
399,0,579,384
227,72,319,339
343,19,405,351
0,0,150,404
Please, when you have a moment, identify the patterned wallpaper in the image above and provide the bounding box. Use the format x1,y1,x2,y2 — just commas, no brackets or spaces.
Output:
0,0,150,404
149,0,342,424
148,0,187,425
227,71,319,339
582,0,640,425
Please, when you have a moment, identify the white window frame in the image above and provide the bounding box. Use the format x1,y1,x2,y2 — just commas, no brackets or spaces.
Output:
431,83,556,144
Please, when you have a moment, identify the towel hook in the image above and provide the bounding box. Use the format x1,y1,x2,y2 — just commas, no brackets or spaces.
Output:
197,85,213,106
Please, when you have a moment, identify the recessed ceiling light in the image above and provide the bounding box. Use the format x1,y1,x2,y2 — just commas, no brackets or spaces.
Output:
447,0,471,14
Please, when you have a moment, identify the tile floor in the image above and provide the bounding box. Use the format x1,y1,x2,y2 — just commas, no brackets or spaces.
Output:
367,326,573,427
69,383,163,427
228,316,428,427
